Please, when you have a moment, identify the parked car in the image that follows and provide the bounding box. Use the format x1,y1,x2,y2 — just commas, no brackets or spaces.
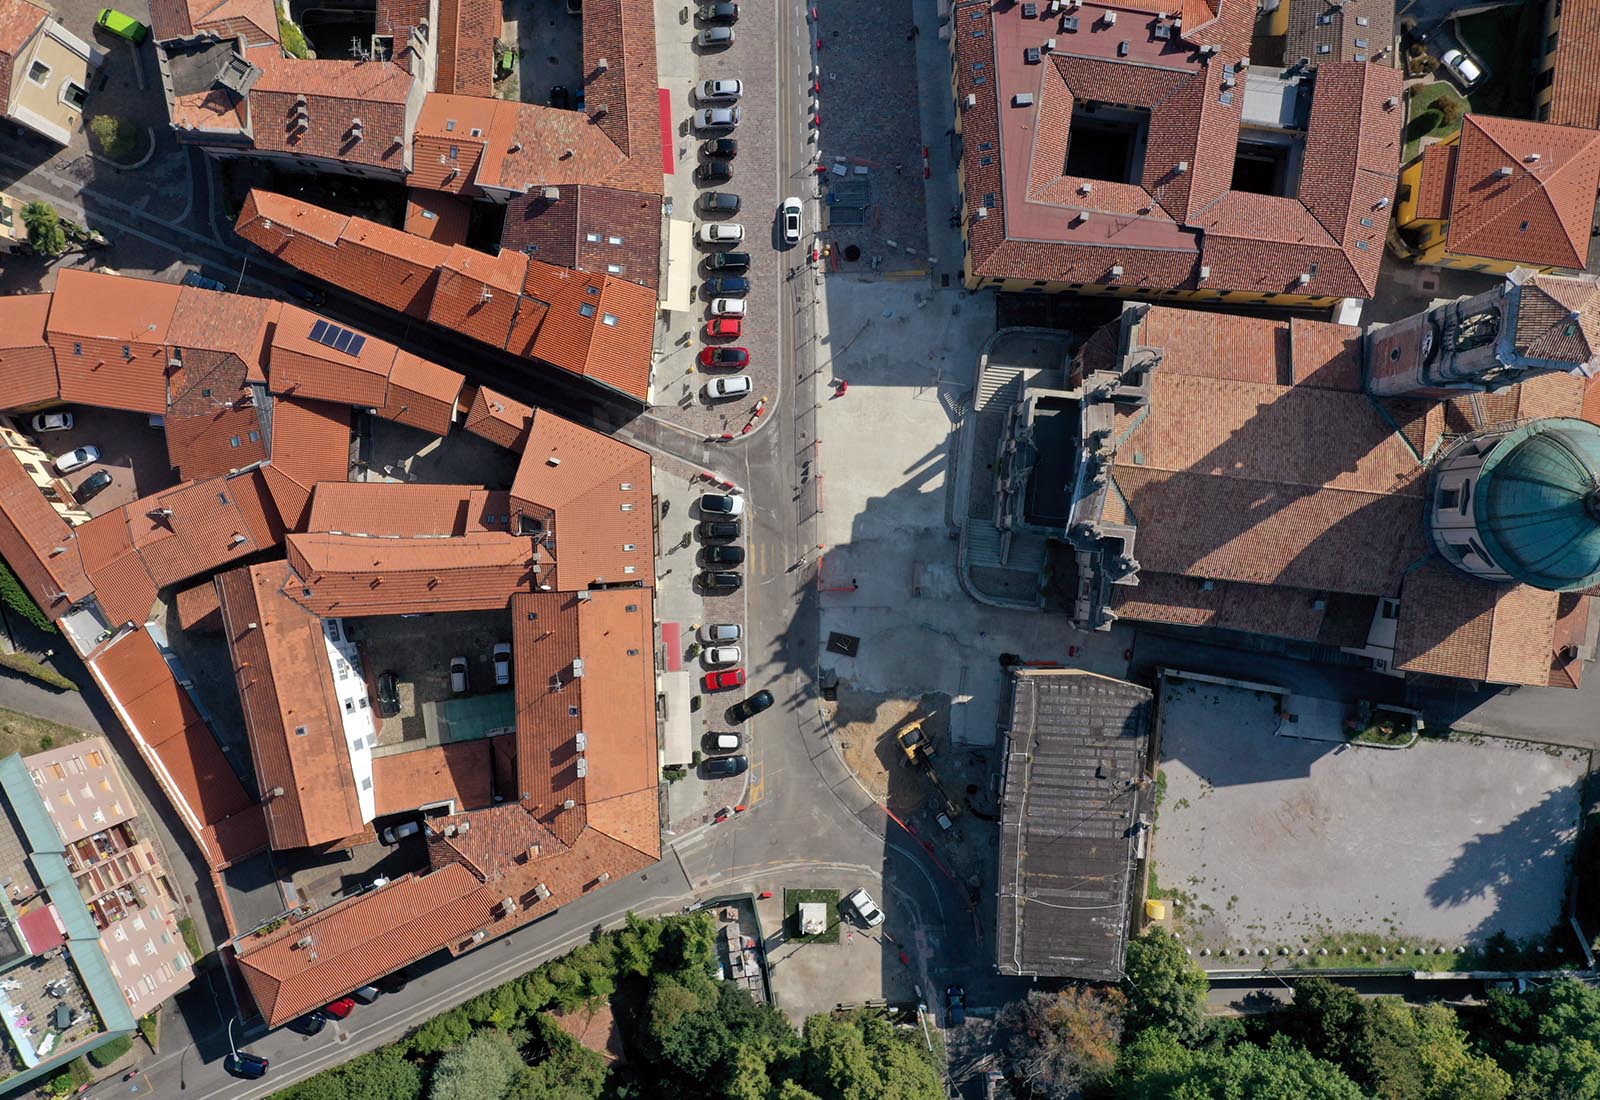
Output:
322,997,356,1020
350,985,381,1005
698,222,745,245
709,297,748,317
697,24,735,46
72,470,113,506
287,1011,327,1036
726,689,774,723
380,820,421,845
377,969,411,994
700,137,738,159
54,446,99,474
703,754,748,777
697,519,742,540
702,544,745,566
706,250,750,271
493,642,511,686
376,670,400,717
780,196,804,245
709,732,743,753
700,493,744,516
706,317,743,338
699,346,749,369
224,1051,269,1079
704,374,753,399
549,84,571,108
1439,48,1483,87
700,570,743,591
700,622,741,642
96,7,149,41
696,158,733,184
698,78,743,101
698,0,738,23
704,668,746,691
31,411,73,433
285,280,326,307
946,986,966,1027
705,276,750,297
449,656,468,694
845,887,885,927
698,191,741,215
693,106,741,131
181,270,227,292
703,645,742,666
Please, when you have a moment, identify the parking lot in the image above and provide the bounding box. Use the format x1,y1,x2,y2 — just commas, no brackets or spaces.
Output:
1154,678,1590,960
26,407,175,516
347,611,514,749
358,418,520,490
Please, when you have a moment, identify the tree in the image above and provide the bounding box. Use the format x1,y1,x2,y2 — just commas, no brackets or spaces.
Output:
1365,999,1510,1100
21,202,66,257
1115,1029,1367,1100
797,1010,943,1100
1481,979,1600,1100
346,1050,424,1100
1281,978,1372,1082
508,1016,607,1100
409,1006,471,1057
429,1029,523,1100
1122,927,1208,1042
999,986,1126,1097
88,114,136,158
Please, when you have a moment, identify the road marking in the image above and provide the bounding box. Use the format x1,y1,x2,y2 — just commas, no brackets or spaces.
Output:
747,760,765,805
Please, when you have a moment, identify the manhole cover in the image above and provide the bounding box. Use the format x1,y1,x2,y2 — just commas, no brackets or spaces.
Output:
827,632,860,656
843,244,861,262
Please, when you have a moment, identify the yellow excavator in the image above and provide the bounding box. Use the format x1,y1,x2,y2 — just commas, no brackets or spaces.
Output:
896,719,936,765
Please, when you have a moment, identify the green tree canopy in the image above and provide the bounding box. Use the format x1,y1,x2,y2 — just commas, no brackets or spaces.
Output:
1122,927,1208,1042
1281,978,1373,1082
429,1029,522,1100
1115,1029,1367,1100
1481,979,1600,1100
797,1010,943,1100
1365,999,1510,1100
21,202,66,257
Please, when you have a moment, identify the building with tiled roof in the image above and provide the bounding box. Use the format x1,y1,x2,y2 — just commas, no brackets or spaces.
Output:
1396,115,1600,273
950,0,1402,306
1273,0,1394,68
980,270,1600,689
0,0,103,146
1536,0,1600,128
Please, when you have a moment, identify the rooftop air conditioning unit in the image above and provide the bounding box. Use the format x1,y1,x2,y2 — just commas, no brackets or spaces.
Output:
1109,264,1124,277
1102,9,1116,23
1079,182,1093,195
535,883,552,900
500,897,517,914
296,936,314,949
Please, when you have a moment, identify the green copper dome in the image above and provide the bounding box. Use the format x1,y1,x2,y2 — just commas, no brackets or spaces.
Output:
1475,418,1600,591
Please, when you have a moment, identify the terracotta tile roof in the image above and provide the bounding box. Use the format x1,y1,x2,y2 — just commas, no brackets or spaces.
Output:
1109,571,1329,641
0,294,60,410
501,186,663,291
511,591,582,826
168,285,279,383
0,442,89,618
0,0,46,107
305,482,510,536
1513,274,1600,371
170,87,251,134
427,802,560,881
48,271,180,414
410,95,497,193
1547,0,1600,130
578,0,662,192
175,580,222,632
522,261,656,398
247,50,412,172
463,386,534,452
103,469,283,589
284,530,543,616
76,510,159,628
164,350,269,479
1415,143,1456,221
372,741,494,817
263,397,351,529
1549,593,1591,688
510,411,654,588
150,0,278,42
1133,309,1289,386
268,305,397,407
380,351,464,435
425,246,531,349
1282,0,1394,65
217,562,365,849
435,0,496,97
1393,562,1564,686
88,626,265,867
1441,116,1600,270
1289,318,1364,391
404,190,473,244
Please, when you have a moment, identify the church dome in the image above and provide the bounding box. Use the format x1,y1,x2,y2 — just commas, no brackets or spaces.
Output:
1475,418,1600,591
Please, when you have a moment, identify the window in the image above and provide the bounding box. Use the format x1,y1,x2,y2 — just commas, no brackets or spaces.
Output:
579,302,597,317
585,232,601,242
624,565,637,574
1548,32,1560,52
445,119,457,131
1536,67,1555,91
28,61,49,84
624,543,636,551
606,263,623,274
621,503,634,512
294,725,308,736
607,235,623,245
229,436,240,447
62,83,85,110
601,313,618,326
248,430,260,442
586,284,600,295
1380,599,1399,619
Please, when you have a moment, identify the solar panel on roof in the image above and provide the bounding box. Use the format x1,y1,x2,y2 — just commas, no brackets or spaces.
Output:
309,319,367,358
309,319,330,343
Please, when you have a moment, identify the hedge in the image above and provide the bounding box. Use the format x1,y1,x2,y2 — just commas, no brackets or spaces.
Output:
1405,109,1443,142
0,558,56,633
87,1034,132,1067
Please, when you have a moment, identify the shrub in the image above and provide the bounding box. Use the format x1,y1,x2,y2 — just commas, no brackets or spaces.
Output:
42,1058,92,1097
278,12,310,58
89,115,136,159
0,558,57,632
1406,109,1443,142
1437,96,1465,126
0,649,77,691
662,764,688,782
21,202,67,257
178,916,203,960
137,1012,159,1051
88,1034,133,1067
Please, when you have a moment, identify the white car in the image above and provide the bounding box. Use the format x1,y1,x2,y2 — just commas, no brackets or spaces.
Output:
693,106,741,131
701,622,742,642
710,732,743,753
380,821,420,845
704,375,753,399
780,196,803,245
699,493,744,517
704,645,742,667
31,412,73,433
1439,48,1483,87
54,446,99,474
699,78,742,101
698,222,745,245
492,642,511,686
709,297,747,317
845,887,885,927
449,656,469,694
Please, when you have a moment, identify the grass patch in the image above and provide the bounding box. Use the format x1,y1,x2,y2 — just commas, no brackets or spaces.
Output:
277,12,310,58
1152,768,1168,817
0,649,78,692
88,114,137,159
137,1012,159,1052
87,1034,132,1067
0,705,89,757
785,887,841,944
1403,81,1470,163
177,917,203,961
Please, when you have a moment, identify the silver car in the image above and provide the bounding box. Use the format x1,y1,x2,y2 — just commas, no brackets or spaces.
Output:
699,78,743,101
693,106,742,131
697,25,734,47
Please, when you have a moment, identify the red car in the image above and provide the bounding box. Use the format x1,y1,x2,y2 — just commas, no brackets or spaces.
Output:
705,317,742,338
322,997,356,1020
703,668,746,692
699,346,750,369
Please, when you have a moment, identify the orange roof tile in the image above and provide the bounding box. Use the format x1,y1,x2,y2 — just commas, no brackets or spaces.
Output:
217,562,366,849
265,396,351,529
0,294,60,410
1415,143,1457,222
247,50,412,172
175,580,223,632
380,351,464,435
284,530,544,616
0,0,44,105
1393,562,1565,686
75,510,159,628
372,741,493,817
510,411,654,588
108,470,283,589
269,305,396,406
1548,0,1600,130
168,285,279,384
0,442,91,617
404,189,474,244
463,386,534,452
305,482,508,536
49,269,183,345
425,246,529,349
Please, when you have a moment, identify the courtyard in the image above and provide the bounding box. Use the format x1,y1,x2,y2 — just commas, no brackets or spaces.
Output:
1153,676,1589,964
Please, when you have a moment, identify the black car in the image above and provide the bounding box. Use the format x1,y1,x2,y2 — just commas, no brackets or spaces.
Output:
698,519,741,540
706,250,750,271
288,1011,327,1036
705,276,751,296
700,570,742,591
377,969,411,994
699,0,738,22
702,544,745,566
549,84,570,109
698,191,740,215
703,754,749,777
181,270,228,292
700,137,738,159
946,986,966,1027
696,158,733,184
376,671,400,717
72,469,113,506
225,1052,270,1079
284,280,326,307
726,690,774,723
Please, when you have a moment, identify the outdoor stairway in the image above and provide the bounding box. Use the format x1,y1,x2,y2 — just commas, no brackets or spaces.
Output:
976,365,1028,412
965,521,1004,567
1008,532,1049,574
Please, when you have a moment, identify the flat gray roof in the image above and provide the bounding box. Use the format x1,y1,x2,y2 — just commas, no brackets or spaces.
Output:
996,670,1152,980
